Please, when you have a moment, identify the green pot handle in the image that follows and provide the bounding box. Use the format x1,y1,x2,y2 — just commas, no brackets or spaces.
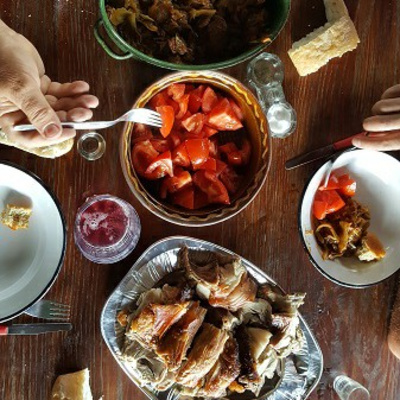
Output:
94,19,134,60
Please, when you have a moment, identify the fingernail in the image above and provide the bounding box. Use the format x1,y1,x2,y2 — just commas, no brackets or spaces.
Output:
44,124,61,138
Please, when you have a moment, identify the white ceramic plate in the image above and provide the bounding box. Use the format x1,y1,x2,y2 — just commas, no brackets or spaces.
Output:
0,162,66,322
299,150,400,288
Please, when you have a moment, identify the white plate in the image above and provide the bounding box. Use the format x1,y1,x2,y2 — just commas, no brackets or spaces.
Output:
299,150,400,288
0,162,66,322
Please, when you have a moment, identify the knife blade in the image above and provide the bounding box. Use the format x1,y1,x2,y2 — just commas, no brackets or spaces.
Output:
285,132,366,170
0,323,72,336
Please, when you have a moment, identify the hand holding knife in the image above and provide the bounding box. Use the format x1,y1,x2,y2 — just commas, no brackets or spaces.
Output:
0,323,72,336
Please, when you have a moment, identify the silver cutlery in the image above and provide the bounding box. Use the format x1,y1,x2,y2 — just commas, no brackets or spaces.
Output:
322,147,356,187
13,108,162,132
0,323,72,336
24,299,71,321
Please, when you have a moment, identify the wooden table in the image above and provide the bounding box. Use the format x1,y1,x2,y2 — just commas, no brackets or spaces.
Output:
0,1,399,399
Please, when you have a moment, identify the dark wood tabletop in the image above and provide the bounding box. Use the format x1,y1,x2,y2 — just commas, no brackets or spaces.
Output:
1,0,400,399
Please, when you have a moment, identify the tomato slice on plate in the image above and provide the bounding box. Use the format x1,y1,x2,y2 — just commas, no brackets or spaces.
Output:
132,123,153,144
160,168,192,198
185,139,210,168
207,98,243,131
202,87,218,114
203,126,218,138
157,105,175,138
150,139,170,153
209,138,218,158
149,90,169,109
197,158,217,171
171,185,195,210
168,132,182,149
319,173,356,197
176,94,190,120
313,190,346,220
182,113,205,135
172,142,191,167
145,150,173,179
188,85,206,113
193,170,230,205
167,83,186,101
132,140,159,177
228,98,244,121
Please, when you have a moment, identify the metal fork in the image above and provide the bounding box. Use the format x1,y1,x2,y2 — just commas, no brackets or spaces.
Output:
322,146,356,187
24,299,71,321
13,108,162,132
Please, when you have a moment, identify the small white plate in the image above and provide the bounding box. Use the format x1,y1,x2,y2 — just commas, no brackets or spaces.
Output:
0,162,66,322
299,150,400,288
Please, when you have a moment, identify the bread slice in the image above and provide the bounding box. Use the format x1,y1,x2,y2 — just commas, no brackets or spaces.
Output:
1,204,32,230
0,130,73,158
324,0,349,22
288,16,360,76
51,369,93,400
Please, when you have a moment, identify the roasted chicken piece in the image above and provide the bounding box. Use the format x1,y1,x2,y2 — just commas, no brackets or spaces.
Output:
236,324,259,387
270,314,304,357
238,298,272,327
177,323,229,388
157,301,207,369
128,302,190,347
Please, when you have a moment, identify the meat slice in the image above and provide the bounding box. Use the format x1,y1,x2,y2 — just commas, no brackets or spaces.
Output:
176,323,229,388
201,336,241,397
157,301,207,370
128,302,190,347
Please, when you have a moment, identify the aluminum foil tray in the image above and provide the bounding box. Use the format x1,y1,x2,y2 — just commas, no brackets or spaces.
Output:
101,236,323,400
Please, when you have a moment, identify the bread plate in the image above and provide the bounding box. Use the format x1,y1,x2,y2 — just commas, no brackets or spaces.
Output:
0,161,66,322
101,236,323,400
299,150,400,288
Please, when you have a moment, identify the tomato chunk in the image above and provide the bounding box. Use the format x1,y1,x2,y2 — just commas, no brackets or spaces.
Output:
176,94,190,120
313,190,346,220
132,123,153,144
219,166,241,194
227,151,243,166
157,105,175,138
193,170,230,205
202,87,218,114
197,158,217,171
182,113,205,135
150,139,170,153
203,126,218,138
171,185,195,210
219,142,239,154
168,132,182,149
167,83,186,101
185,139,210,169
216,159,228,176
149,90,169,109
228,98,244,121
172,142,191,167
160,168,192,198
188,85,206,113
132,140,159,178
319,173,356,197
207,98,243,131
145,150,173,179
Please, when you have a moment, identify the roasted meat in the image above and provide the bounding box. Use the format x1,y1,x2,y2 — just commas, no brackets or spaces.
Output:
176,323,229,388
128,302,190,347
157,301,207,369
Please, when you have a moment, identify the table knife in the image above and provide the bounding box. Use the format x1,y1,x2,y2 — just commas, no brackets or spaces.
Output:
0,323,72,336
285,132,366,170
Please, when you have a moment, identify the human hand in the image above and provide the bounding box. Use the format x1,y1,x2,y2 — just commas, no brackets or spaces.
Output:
352,84,400,151
0,20,99,149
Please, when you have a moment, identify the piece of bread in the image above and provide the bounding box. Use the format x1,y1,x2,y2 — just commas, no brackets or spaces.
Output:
0,130,73,158
51,369,93,400
288,16,360,76
1,204,32,230
356,233,386,262
288,0,360,76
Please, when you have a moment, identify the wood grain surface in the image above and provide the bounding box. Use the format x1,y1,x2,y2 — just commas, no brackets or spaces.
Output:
0,0,399,399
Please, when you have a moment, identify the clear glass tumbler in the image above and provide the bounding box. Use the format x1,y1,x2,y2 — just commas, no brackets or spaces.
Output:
77,132,106,161
74,194,141,264
333,375,371,400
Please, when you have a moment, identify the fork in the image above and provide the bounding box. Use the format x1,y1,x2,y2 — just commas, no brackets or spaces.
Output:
322,146,356,187
13,108,162,132
24,300,71,321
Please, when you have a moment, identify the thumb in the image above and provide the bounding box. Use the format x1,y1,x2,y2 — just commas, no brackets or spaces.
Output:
11,81,62,138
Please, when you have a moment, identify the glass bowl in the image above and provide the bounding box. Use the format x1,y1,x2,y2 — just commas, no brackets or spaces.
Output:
120,71,271,227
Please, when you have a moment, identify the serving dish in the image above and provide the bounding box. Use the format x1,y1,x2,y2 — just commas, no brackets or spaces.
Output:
299,150,400,288
120,71,271,227
0,161,66,322
101,236,323,400
95,0,291,70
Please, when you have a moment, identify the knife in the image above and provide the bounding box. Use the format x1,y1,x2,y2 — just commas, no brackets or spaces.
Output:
285,132,366,170
0,323,72,336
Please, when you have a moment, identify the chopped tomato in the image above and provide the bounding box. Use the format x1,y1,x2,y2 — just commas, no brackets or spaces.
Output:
319,173,356,197
219,142,239,154
132,123,153,144
202,87,218,114
313,190,346,220
167,83,186,101
216,159,228,176
132,140,159,178
185,139,210,168
168,132,182,149
197,158,217,171
194,188,210,209
220,140,250,166
160,168,192,198
172,142,191,167
150,139,170,153
185,84,195,93
145,150,173,179
227,151,243,166
171,185,195,210
188,85,206,113
193,170,230,205
207,98,243,131
219,166,241,194
240,139,251,164
182,113,205,135
176,94,190,119
149,90,169,109
209,139,218,158
229,98,244,121
157,105,175,138
203,126,218,138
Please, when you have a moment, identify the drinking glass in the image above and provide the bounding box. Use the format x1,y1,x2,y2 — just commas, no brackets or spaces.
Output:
77,132,106,160
333,375,370,400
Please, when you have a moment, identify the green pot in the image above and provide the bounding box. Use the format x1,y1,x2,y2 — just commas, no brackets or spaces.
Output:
95,0,291,70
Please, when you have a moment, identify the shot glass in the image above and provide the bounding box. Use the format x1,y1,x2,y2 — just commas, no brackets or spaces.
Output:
77,132,106,160
333,375,370,400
